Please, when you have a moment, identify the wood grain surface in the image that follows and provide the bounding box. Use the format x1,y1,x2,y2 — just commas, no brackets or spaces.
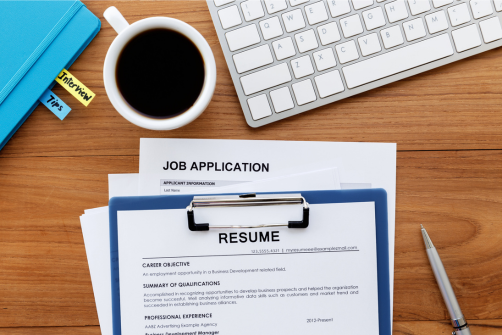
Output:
1,0,501,333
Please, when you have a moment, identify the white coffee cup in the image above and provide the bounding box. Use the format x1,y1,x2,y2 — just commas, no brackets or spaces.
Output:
103,7,216,130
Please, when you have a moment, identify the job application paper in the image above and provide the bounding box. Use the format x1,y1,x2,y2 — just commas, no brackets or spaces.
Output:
138,138,396,303
117,202,380,335
138,139,394,198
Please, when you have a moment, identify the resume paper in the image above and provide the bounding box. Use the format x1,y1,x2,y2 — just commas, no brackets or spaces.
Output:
117,202,380,335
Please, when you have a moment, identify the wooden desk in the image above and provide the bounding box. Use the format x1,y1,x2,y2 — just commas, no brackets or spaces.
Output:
1,1,501,333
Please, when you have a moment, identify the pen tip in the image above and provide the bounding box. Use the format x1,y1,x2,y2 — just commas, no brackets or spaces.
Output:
420,224,424,229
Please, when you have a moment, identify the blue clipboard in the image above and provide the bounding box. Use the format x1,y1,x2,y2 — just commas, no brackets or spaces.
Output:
109,189,391,335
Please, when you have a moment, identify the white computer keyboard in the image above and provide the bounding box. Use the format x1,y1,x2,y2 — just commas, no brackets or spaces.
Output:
207,0,502,127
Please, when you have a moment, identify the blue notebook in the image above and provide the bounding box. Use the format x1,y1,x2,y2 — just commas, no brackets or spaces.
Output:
0,0,101,150
108,189,391,335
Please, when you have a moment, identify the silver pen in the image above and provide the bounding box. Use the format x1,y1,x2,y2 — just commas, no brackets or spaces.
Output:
421,225,471,335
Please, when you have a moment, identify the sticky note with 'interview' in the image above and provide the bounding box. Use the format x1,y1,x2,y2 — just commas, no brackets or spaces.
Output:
55,69,95,106
39,89,72,120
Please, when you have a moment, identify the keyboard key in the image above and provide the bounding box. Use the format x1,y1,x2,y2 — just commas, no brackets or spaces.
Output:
264,0,288,13
241,0,265,21
362,7,386,30
451,24,481,52
272,37,297,59
233,45,274,73
479,17,502,42
218,5,242,29
342,33,453,88
317,22,341,45
270,87,295,112
305,1,329,25
358,33,382,55
313,48,337,70
352,0,374,10
291,55,315,78
425,10,449,33
225,24,261,51
385,0,409,22
240,63,292,95
225,24,260,51
292,79,317,105
214,0,235,6
495,0,502,11
403,17,426,41
447,3,471,27
407,0,431,15
314,70,345,98
260,16,284,40
327,0,352,17
432,0,453,8
295,29,319,52
470,0,493,19
282,9,306,32
290,0,310,6
247,94,272,120
335,40,360,63
381,25,404,48
340,14,364,38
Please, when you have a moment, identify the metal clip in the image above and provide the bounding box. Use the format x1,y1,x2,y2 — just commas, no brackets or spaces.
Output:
186,193,309,231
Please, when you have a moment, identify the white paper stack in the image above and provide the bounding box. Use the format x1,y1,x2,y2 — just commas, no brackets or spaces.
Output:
80,139,396,335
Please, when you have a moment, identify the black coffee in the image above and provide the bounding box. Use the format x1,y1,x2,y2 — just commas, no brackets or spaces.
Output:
116,29,205,118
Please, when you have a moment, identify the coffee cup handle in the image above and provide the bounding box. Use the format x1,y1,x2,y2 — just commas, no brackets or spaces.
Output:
103,6,130,34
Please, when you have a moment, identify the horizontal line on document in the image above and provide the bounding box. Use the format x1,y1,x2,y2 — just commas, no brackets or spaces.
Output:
143,249,359,259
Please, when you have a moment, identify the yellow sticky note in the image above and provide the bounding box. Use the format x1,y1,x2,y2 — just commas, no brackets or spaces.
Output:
55,69,95,106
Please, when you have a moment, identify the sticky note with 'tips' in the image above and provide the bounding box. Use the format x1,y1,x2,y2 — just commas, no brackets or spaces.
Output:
39,89,72,120
55,69,95,106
